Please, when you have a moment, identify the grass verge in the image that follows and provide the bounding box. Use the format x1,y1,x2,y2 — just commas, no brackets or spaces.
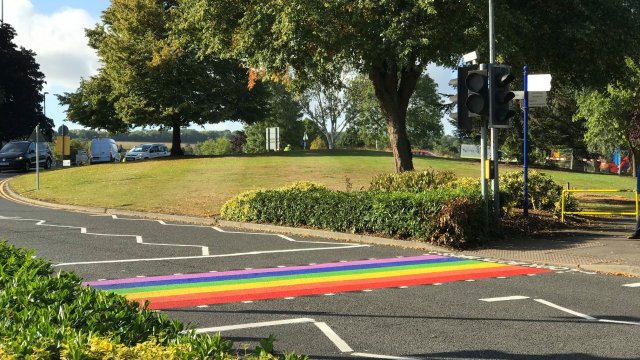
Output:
8,150,637,218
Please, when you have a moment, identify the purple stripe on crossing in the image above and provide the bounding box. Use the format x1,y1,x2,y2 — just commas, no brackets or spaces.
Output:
83,254,448,286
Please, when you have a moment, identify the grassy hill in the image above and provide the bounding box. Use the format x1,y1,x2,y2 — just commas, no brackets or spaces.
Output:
9,150,637,217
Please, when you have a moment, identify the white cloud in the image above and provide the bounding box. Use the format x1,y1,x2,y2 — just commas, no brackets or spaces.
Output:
5,0,100,91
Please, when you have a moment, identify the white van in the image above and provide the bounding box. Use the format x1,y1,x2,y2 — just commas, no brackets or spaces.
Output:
90,138,121,164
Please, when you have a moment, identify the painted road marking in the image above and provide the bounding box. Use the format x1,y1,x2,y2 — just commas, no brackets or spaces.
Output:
86,255,551,310
194,318,316,333
534,299,597,320
55,244,369,266
623,283,640,287
0,215,210,256
314,322,353,352
194,317,418,358
0,194,365,266
480,295,530,302
351,353,420,360
483,297,640,326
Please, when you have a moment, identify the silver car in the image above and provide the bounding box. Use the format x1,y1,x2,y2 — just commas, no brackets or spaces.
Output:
125,144,170,161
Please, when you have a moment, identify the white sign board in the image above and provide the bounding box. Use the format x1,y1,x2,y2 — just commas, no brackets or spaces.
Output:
62,160,71,167
513,91,548,107
266,127,280,151
528,91,548,107
527,74,552,91
460,144,481,159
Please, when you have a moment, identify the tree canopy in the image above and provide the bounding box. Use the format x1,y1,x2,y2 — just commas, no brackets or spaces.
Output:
575,58,640,169
61,0,268,154
0,23,53,143
177,0,640,172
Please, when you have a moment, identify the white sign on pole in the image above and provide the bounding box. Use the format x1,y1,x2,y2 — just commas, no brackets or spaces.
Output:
527,74,552,91
513,90,548,107
460,144,482,159
527,91,548,107
266,127,280,151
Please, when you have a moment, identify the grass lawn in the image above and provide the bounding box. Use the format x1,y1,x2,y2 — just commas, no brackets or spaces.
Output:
9,150,638,217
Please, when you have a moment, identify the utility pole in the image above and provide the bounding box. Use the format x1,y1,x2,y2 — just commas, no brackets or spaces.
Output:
488,0,501,217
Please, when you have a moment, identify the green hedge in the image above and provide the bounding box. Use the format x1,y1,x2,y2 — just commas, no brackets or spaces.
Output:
0,241,307,359
221,181,485,248
368,168,456,192
371,169,577,214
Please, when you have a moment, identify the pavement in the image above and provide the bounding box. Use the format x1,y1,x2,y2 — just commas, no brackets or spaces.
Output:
3,179,640,278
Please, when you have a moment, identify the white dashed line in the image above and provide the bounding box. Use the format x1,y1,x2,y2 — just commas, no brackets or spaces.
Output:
623,283,640,288
480,296,530,302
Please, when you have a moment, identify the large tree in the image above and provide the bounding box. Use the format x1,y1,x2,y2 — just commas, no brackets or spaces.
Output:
345,73,443,150
176,0,640,172
0,23,53,143
575,58,640,172
68,0,267,155
300,82,353,150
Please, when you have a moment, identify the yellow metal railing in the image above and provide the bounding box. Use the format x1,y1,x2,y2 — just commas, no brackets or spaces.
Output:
561,189,638,222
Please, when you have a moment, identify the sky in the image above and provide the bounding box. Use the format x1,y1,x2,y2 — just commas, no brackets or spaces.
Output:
4,0,456,135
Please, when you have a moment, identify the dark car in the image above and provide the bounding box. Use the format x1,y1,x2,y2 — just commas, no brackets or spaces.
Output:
0,141,53,172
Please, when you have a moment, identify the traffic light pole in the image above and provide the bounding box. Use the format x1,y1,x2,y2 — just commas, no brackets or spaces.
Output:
488,0,500,218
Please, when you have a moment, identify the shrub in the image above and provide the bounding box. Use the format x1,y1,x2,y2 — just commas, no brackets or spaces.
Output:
220,182,485,248
309,136,326,150
499,169,577,213
196,138,233,155
369,168,456,192
0,241,307,359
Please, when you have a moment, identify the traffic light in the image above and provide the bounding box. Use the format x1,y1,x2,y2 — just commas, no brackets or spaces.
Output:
449,66,472,131
490,64,516,128
466,67,489,117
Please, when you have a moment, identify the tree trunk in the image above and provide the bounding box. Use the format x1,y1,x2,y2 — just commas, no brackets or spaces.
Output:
171,123,184,156
368,63,420,172
631,147,640,178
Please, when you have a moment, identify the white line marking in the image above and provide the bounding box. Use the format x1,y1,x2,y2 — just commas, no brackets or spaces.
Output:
598,319,640,326
534,299,597,320
623,283,640,288
0,215,210,256
351,353,420,360
212,226,351,246
480,296,530,302
314,322,353,353
194,318,316,334
53,244,369,266
193,317,418,358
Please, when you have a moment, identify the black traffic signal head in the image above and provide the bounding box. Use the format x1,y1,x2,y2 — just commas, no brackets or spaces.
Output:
466,68,489,117
490,64,516,128
449,66,472,131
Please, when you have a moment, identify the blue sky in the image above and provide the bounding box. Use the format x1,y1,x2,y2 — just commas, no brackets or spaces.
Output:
5,0,456,135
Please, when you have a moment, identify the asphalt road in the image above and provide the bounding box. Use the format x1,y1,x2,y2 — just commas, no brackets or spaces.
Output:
1,172,639,359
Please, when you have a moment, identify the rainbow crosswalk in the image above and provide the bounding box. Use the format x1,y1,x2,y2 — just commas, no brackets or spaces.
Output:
85,255,551,309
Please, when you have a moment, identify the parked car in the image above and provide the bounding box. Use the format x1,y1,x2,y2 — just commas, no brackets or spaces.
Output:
0,140,53,172
90,138,121,164
125,144,170,161
75,150,89,166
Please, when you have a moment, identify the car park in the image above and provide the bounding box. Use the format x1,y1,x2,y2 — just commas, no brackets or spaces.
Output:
125,144,170,161
0,140,53,172
90,138,121,164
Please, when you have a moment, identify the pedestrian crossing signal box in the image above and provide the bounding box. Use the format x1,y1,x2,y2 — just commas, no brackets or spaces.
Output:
484,160,495,180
